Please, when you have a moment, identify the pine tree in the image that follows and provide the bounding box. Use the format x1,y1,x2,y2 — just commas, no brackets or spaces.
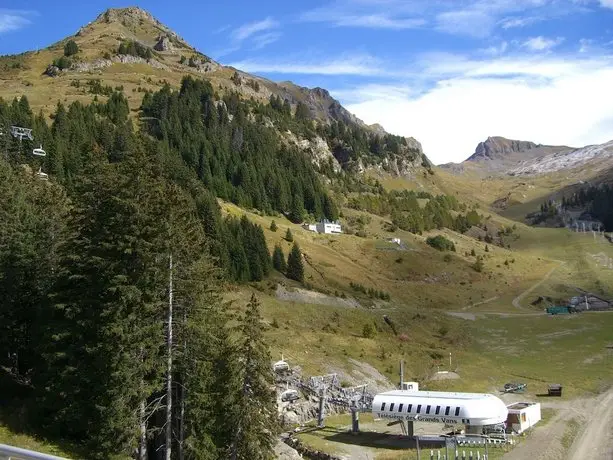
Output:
270,220,277,232
0,159,70,378
64,39,79,56
272,244,287,273
285,228,293,242
40,155,166,457
286,243,304,283
174,255,237,460
229,295,277,460
289,192,305,223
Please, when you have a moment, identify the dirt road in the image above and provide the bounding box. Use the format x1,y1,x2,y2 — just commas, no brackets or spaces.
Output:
512,262,564,310
567,387,613,460
503,387,613,460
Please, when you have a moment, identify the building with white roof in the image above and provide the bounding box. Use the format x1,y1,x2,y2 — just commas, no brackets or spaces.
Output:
372,390,508,434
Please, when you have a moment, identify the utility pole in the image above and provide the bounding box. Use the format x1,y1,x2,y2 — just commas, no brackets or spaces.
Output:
317,386,327,428
400,359,404,389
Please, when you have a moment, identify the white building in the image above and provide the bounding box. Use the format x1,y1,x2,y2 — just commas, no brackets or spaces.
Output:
505,402,541,434
315,219,342,234
372,390,508,430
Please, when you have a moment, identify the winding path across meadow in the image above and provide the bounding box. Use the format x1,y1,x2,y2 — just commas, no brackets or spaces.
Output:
511,262,565,310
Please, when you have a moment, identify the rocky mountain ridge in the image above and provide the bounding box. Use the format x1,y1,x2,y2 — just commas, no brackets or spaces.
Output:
0,6,429,178
440,136,575,175
467,136,542,162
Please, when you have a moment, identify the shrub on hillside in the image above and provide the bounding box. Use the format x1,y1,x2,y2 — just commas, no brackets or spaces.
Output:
118,40,152,59
426,235,456,252
362,322,376,339
64,40,79,57
52,56,72,70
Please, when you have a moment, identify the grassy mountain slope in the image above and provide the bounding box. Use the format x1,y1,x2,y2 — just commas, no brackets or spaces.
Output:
2,6,613,458
1,4,610,390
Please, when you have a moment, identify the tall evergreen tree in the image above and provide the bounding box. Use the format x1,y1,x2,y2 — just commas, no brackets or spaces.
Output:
286,243,304,283
229,295,277,460
0,158,70,378
272,244,287,273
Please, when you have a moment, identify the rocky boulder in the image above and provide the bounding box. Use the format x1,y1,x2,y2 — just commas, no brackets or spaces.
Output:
153,35,174,52
43,65,62,77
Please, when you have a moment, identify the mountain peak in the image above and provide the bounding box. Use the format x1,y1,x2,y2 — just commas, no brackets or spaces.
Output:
96,7,160,27
467,136,540,162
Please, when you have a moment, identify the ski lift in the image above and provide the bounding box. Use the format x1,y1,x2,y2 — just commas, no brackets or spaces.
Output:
281,384,300,402
273,354,290,373
32,145,46,157
36,167,48,181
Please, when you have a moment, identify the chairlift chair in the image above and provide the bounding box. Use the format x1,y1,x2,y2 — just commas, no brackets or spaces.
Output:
33,145,46,157
36,167,48,181
273,354,290,373
281,388,300,402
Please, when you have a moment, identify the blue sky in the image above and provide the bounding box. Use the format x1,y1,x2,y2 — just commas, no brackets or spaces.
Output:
2,0,613,164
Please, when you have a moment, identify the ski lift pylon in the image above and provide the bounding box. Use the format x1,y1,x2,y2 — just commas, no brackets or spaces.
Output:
10,126,34,141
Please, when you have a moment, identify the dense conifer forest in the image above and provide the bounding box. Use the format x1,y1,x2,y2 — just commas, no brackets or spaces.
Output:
0,75,486,458
562,185,613,230
0,83,281,458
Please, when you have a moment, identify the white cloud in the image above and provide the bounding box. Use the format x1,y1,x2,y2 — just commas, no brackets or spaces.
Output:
340,55,613,164
600,0,613,8
499,15,542,28
436,9,495,38
332,83,417,104
215,17,280,57
227,54,388,76
335,14,425,29
252,32,281,50
522,36,565,51
233,17,278,41
0,9,35,34
300,1,427,29
300,0,583,37
480,41,509,56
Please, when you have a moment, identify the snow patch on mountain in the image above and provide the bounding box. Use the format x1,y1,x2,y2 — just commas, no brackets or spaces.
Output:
508,140,613,176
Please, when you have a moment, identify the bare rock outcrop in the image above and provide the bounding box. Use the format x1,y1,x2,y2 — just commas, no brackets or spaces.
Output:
284,133,342,173
469,136,539,162
43,65,62,77
153,35,174,52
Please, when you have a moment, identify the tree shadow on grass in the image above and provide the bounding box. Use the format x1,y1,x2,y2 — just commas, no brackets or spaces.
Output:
309,426,445,451
0,369,86,458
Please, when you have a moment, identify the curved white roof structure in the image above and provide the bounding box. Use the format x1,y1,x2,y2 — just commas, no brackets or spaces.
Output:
372,390,508,426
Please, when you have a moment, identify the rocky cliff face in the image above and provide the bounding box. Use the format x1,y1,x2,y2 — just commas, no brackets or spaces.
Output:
467,136,540,162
